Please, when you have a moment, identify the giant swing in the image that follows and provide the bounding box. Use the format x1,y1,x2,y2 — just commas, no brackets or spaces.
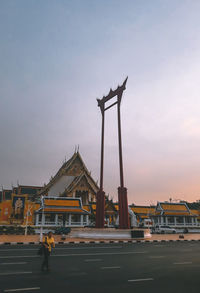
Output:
96,78,129,229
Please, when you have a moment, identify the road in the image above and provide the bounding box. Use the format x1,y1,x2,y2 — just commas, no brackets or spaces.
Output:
0,241,200,293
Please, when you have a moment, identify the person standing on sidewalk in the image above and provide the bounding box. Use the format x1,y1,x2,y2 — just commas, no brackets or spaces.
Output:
41,231,55,271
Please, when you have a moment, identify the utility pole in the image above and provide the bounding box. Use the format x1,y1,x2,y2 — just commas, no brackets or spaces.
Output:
39,196,45,242
25,200,31,236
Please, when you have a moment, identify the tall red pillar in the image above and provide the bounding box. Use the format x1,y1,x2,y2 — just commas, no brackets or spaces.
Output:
118,187,129,229
95,190,105,228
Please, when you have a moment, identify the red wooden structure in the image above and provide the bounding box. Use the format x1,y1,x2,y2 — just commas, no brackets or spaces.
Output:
95,78,130,229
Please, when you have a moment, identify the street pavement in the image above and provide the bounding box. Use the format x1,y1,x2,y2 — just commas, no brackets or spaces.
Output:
0,242,200,293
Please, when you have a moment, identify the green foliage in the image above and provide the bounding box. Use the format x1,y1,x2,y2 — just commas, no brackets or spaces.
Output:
0,225,35,235
54,227,71,235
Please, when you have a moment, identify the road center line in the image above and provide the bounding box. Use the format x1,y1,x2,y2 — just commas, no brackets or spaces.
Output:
149,256,165,259
0,262,27,265
128,278,154,282
173,262,192,265
0,271,32,276
101,266,121,269
0,246,123,252
84,259,102,262
54,251,147,257
4,287,40,292
56,246,123,250
68,272,87,276
0,251,147,259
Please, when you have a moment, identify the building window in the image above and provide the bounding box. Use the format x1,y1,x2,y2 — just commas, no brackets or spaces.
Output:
168,217,174,224
58,215,63,223
71,214,80,223
45,214,55,223
154,218,158,224
185,217,191,224
176,217,184,224
50,214,55,222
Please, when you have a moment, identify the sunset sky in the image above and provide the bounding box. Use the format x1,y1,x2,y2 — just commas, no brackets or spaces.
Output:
1,0,200,205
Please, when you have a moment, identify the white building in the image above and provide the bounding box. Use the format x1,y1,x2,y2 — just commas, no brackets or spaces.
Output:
152,202,198,228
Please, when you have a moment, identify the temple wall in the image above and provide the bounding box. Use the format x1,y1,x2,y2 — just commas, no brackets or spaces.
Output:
0,196,40,226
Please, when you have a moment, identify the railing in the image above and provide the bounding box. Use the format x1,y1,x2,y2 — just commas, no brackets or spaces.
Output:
159,223,199,227
37,221,88,226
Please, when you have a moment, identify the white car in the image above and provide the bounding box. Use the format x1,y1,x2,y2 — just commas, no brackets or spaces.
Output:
153,225,176,234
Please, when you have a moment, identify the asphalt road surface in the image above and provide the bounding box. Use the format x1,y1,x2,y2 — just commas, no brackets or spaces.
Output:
0,241,200,293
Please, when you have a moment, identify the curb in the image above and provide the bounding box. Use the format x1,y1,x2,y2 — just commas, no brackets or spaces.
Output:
0,239,200,245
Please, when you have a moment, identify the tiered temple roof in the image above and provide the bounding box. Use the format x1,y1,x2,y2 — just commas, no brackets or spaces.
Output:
130,205,155,219
38,151,99,198
155,202,194,216
36,197,89,214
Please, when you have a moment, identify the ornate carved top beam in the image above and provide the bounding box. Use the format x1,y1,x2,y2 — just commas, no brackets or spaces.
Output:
97,77,128,109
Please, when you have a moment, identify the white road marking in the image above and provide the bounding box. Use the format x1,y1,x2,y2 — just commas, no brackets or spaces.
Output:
0,271,32,276
0,262,27,265
84,259,102,262
0,256,36,259
0,249,36,252
101,266,120,269
54,251,147,257
173,262,192,265
68,272,87,277
4,287,40,292
149,256,165,259
0,251,147,259
0,246,123,252
128,278,154,282
56,251,147,256
57,246,123,250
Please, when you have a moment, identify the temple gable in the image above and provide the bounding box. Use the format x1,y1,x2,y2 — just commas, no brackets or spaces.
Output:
39,152,99,203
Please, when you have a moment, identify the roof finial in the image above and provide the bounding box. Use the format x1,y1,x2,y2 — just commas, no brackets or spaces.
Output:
74,145,77,153
77,145,79,152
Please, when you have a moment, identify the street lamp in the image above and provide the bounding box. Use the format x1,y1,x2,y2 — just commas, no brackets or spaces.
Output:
39,195,44,242
25,200,31,236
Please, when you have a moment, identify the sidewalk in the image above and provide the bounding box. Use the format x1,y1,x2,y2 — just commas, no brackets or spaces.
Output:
1,233,200,244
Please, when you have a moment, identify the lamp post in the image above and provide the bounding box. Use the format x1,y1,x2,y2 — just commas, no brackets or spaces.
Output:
39,196,44,242
25,200,31,236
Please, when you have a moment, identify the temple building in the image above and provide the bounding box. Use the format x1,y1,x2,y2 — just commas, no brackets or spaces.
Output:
0,151,99,227
1,151,200,230
151,202,198,228
34,151,99,227
91,200,119,227
35,197,91,227
38,151,98,203
130,205,155,227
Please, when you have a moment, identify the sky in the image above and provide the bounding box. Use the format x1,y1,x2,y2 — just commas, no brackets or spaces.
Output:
1,0,200,205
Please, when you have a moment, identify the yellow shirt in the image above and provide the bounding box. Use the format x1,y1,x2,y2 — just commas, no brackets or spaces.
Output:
43,236,55,252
